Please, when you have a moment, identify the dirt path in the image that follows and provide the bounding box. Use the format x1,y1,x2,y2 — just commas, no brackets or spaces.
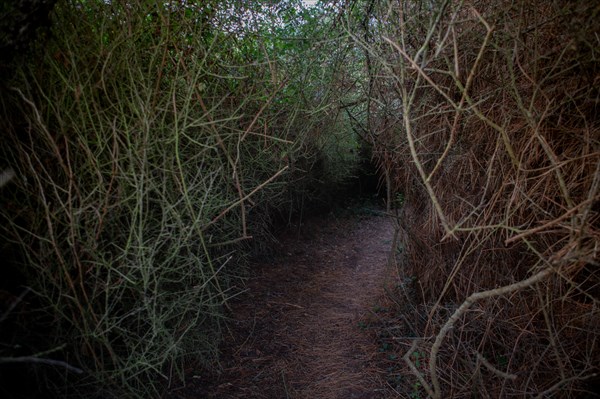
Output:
192,211,394,398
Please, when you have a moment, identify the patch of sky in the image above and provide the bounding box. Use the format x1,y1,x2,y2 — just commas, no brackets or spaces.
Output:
301,0,318,7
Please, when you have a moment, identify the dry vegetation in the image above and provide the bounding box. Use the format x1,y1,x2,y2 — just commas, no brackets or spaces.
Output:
1,0,598,397
354,0,599,397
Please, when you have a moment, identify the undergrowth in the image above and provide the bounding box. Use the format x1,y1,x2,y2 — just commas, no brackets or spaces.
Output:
0,1,363,397
350,0,600,397
4,0,597,397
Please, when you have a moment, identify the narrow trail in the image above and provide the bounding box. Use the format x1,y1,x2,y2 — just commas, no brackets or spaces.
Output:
194,211,395,398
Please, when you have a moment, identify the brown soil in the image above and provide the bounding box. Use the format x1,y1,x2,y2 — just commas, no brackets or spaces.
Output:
183,211,395,398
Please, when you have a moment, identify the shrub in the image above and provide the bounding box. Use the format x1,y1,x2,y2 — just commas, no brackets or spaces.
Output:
353,0,600,396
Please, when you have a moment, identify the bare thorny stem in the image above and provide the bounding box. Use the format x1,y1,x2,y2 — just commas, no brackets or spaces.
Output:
357,1,599,397
428,267,554,398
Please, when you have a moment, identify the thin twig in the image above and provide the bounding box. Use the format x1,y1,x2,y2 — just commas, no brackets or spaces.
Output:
0,287,30,324
505,197,595,244
202,166,289,232
403,341,436,398
0,345,83,375
475,351,517,381
0,356,84,374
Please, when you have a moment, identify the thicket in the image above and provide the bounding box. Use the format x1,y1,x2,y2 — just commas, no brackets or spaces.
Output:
349,0,599,397
0,1,363,397
3,0,597,397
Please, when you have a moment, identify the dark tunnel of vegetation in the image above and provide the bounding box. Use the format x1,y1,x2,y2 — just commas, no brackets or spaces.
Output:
1,0,598,398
